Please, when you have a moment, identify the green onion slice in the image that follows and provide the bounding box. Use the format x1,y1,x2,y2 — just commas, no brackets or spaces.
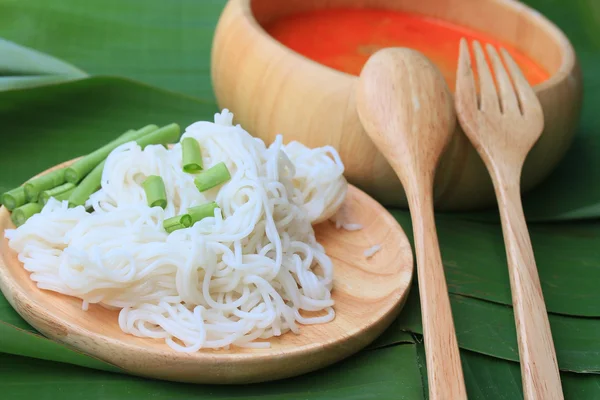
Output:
188,202,218,224
181,137,203,173
163,214,192,233
194,162,231,192
142,175,167,209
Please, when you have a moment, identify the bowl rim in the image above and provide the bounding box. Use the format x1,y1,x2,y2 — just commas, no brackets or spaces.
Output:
235,0,577,93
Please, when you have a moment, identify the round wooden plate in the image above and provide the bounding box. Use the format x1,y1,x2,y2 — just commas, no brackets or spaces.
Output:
0,161,414,384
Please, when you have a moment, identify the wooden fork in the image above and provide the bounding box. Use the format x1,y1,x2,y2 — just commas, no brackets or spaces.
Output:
454,39,563,400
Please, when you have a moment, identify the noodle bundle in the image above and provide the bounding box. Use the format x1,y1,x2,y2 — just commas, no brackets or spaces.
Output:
5,110,347,351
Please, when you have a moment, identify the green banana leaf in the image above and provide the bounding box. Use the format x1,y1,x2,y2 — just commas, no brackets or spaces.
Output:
465,350,600,400
0,0,223,99
393,211,600,317
3,344,600,400
395,284,600,373
0,322,121,373
0,38,87,91
0,291,31,331
0,345,425,400
418,344,600,400
0,0,599,398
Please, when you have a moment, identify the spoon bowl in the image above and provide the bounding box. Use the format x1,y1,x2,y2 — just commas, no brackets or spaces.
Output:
0,159,414,384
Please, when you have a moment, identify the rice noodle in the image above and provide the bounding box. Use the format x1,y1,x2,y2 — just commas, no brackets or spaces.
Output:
329,207,363,231
5,109,348,352
364,245,382,258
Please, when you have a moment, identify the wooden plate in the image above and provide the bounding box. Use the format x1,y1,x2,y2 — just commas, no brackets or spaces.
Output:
0,161,414,384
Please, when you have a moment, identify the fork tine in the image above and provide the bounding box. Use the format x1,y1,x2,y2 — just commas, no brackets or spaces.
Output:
472,41,500,113
500,48,543,117
486,44,520,115
455,38,478,112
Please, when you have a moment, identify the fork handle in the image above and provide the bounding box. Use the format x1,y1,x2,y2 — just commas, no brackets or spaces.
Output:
495,179,564,400
408,184,467,400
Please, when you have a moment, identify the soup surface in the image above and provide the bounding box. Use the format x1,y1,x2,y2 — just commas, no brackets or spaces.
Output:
265,8,550,90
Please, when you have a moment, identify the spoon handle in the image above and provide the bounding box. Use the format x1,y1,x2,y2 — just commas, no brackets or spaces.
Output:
409,185,467,400
495,177,563,400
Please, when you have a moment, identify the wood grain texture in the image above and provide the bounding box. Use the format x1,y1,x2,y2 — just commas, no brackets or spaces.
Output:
455,39,563,399
0,160,414,384
356,48,466,400
211,0,582,210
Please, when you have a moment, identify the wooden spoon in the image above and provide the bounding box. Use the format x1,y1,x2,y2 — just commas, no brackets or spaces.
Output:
356,48,467,400
454,39,563,399
0,159,414,384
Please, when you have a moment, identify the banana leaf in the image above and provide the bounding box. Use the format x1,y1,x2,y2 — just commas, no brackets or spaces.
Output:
3,344,600,400
0,291,31,331
0,322,121,373
393,211,600,317
0,38,86,91
395,284,600,373
0,0,599,397
0,0,224,100
0,345,426,400
417,343,600,400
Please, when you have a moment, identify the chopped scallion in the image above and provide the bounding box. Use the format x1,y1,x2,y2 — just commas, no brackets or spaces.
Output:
188,202,218,224
181,137,203,173
163,214,192,233
142,175,167,209
194,162,231,192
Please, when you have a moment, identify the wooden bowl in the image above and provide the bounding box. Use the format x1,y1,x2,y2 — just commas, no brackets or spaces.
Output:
0,161,414,384
211,0,582,210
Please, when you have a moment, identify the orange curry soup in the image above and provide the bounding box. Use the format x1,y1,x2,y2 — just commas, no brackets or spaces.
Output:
265,8,550,91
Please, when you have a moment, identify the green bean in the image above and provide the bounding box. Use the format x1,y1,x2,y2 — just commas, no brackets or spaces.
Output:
67,160,105,207
11,203,43,227
67,123,181,208
1,187,26,211
136,123,181,149
39,183,76,205
64,125,158,184
24,168,67,202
